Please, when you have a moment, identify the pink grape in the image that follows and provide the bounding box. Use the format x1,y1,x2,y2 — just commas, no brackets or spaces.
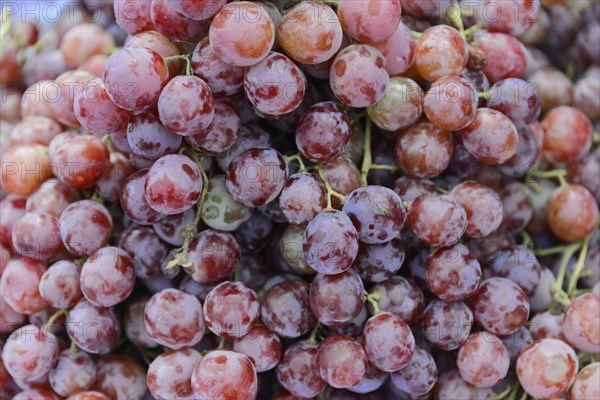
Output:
362,312,415,372
191,350,257,400
203,281,260,339
563,293,600,353
147,348,203,400
337,0,401,43
316,334,367,389
233,324,282,372
457,332,510,388
67,299,121,354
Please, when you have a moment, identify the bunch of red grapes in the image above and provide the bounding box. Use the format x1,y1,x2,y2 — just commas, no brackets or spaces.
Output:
1,0,599,399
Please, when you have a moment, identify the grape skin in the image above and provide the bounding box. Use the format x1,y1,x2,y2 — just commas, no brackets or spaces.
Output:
426,244,481,302
422,300,473,351
390,346,438,397
233,324,282,373
276,341,326,398
2,324,59,382
563,293,600,353
457,332,510,388
407,193,467,248
279,172,327,227
203,281,260,339
1,257,48,314
191,350,257,400
59,200,113,257
39,260,82,309
450,181,503,238
67,299,121,354
316,334,367,389
369,276,424,326
362,312,415,372
571,362,600,400
49,350,96,397
92,355,147,400
337,0,401,44
309,269,365,327
547,184,599,242
261,280,316,338
147,348,202,400
415,25,468,82
423,76,477,132
367,77,422,132
185,230,241,285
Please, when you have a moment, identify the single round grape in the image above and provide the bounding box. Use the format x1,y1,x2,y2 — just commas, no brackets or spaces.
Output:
92,355,146,400
395,120,453,179
191,37,244,96
367,77,422,132
11,212,62,260
201,175,252,231
434,370,494,400
422,299,473,351
480,0,540,36
563,293,600,353
209,2,274,67
529,268,558,314
310,269,365,327
280,224,315,275
457,332,509,388
278,2,343,64
372,22,415,76
233,324,282,373
66,391,111,400
9,116,62,146
261,280,316,338
120,169,167,225
0,293,26,334
1,144,53,196
354,238,405,283
171,0,225,20
407,193,467,247
150,0,208,42
477,32,527,83
423,76,477,132
499,181,533,234
1,258,48,314
185,229,241,284
363,312,415,372
39,261,82,309
147,348,203,400
113,0,153,34
67,299,120,354
59,200,113,257
303,210,359,274
415,25,468,82
152,208,196,247
450,181,503,238
279,172,326,226
103,47,169,111
203,281,260,339
118,226,168,279
2,324,58,382
347,357,387,394
144,288,205,349
48,70,95,127
571,362,600,400
470,277,530,335
574,68,600,121
317,334,367,389
567,149,600,204
541,106,593,164
487,245,542,295
392,176,437,202
49,350,96,397
158,75,215,136
191,350,257,400
371,276,424,326
529,67,574,113
517,338,578,398
390,346,438,397
487,78,541,124
330,44,389,108
21,81,56,119
547,184,598,242
217,124,271,171
425,244,481,302
52,135,110,189
227,149,287,209
322,154,362,209
295,101,351,163
12,390,59,400
276,341,326,398
125,30,181,77
186,98,240,154
499,122,540,179
127,109,182,161
337,0,401,43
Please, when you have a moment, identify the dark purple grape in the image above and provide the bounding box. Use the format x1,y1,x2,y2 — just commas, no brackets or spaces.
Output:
152,208,196,247
234,211,273,253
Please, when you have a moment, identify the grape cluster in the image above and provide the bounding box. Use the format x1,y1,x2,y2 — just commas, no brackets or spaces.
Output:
1,0,600,399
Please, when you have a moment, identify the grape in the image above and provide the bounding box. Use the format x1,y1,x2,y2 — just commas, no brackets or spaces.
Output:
171,0,225,20
145,154,203,215
233,324,282,372
1,258,48,314
390,346,437,397
487,78,541,124
541,106,593,164
354,238,405,283
147,348,202,400
59,200,113,257
425,244,481,302
124,296,158,348
571,362,600,400
450,181,503,238
279,172,326,226
280,225,315,275
234,211,274,252
487,245,542,294
184,229,241,284
49,70,95,127
371,22,415,76
201,175,252,231
103,47,169,111
501,327,534,371
66,392,111,400
60,23,114,69
574,68,600,121
567,149,600,204
2,324,58,382
39,261,82,309
528,67,574,113
477,32,527,83
394,120,453,179
217,124,271,171
347,358,387,394
52,135,110,189
120,169,167,225
225,148,287,208
563,293,600,353
529,268,558,314
407,193,467,247
186,98,240,154
392,176,437,202
49,350,96,397
547,184,598,242
422,299,473,351
337,0,401,43
470,277,530,335
150,0,208,42
157,76,214,137
129,112,182,161
363,312,415,372
367,77,422,132
499,123,541,179
113,0,153,34
499,181,533,234
12,390,60,400
67,299,121,354
423,76,477,132
517,338,578,398
278,2,343,64
191,37,244,96
11,212,62,260
191,350,257,400
0,295,26,334
276,341,326,398
316,334,367,389
295,101,351,163
302,210,359,274
144,288,205,349
434,370,494,400
9,116,61,146
125,30,181,76
92,355,147,400
330,44,389,108
310,269,365,327
0,195,25,246
21,81,56,119
153,208,196,247
480,0,540,36
375,277,426,327
1,144,53,196
203,281,259,339
95,152,135,202
415,25,467,82
119,226,168,278
457,332,509,388
261,280,316,338
209,2,274,67
321,155,362,209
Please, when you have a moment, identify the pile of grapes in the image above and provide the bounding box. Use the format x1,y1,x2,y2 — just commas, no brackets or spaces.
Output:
1,0,599,399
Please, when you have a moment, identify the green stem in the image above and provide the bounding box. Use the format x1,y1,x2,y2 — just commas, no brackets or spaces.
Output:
360,117,373,187
520,231,534,250
463,21,484,37
217,336,226,349
477,91,492,100
351,111,366,124
412,31,422,38
102,134,114,153
369,164,400,172
403,200,412,209
284,153,306,172
436,186,449,194
69,340,78,354
567,238,589,295
535,243,580,257
551,243,581,307
307,322,322,345
446,2,465,34
316,163,347,210
164,54,192,76
43,309,68,332
364,290,382,315
593,132,600,145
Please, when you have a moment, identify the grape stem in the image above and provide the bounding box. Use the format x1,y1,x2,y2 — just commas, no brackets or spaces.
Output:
364,290,382,315
463,21,484,37
369,164,400,172
217,336,226,350
101,134,114,153
593,132,600,145
42,308,68,333
446,2,465,34
360,117,373,186
530,168,568,187
550,242,582,307
350,111,366,124
307,322,322,345
316,163,347,210
284,153,306,172
164,54,192,76
477,91,492,100
520,231,534,250
436,186,449,194
0,8,11,44
69,340,78,354
412,31,422,38
567,238,589,296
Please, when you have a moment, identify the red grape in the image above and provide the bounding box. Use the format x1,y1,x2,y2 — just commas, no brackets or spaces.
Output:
92,355,147,400
370,276,424,325
390,346,438,397
67,299,121,354
171,0,225,20
233,324,282,372
367,77,422,132
191,37,244,96
59,200,113,257
415,25,468,82
49,350,96,397
487,78,541,124
477,32,527,83
337,0,401,43
52,135,110,189
147,348,202,400
186,98,240,154
279,172,326,226
276,341,326,398
191,350,257,400
571,362,600,400
541,105,593,164
354,238,405,283
434,370,494,400
480,0,540,36
74,77,130,136
261,280,316,338
150,0,208,42
426,244,481,302
203,281,260,339
1,144,53,196
39,261,82,309
2,324,58,382
457,332,510,388
60,23,115,68
547,184,598,242
120,169,167,225
450,181,503,238
407,193,467,247
185,229,241,284
317,334,367,389
309,269,365,327
372,22,415,76
423,76,477,132
9,116,62,147
362,312,415,372
563,293,600,353
1,257,48,314
49,70,95,126
127,109,182,161
114,0,154,35
422,299,473,351
12,212,62,260
95,152,135,202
